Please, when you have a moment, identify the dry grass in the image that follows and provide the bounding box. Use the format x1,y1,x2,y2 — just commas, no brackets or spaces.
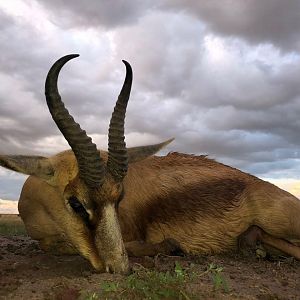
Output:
0,214,26,236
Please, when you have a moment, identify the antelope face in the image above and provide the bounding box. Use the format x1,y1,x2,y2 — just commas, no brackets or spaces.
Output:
63,174,129,273
89,179,128,273
1,55,132,274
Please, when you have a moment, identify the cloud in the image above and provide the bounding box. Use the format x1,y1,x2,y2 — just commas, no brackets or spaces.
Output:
39,0,156,29
0,169,26,200
0,199,18,214
37,0,300,52
162,0,300,52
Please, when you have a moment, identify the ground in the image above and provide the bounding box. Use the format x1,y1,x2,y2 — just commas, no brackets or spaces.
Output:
0,215,299,299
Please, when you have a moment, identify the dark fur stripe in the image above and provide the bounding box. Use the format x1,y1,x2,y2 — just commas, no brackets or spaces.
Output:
137,178,246,239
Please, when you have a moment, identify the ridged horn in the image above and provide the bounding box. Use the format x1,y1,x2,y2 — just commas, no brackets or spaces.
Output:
45,54,105,187
107,60,132,181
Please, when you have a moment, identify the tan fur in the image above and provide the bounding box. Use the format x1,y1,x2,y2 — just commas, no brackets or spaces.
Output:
17,150,300,264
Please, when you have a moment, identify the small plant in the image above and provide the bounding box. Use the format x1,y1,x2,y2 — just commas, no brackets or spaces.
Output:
126,269,178,299
84,292,99,300
126,261,196,299
175,261,186,279
101,281,119,292
207,263,229,292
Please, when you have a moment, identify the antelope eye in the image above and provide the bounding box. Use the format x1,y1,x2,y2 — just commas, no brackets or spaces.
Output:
69,196,84,212
68,196,90,226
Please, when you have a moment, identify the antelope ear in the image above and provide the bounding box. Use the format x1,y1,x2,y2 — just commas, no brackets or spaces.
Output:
0,155,54,180
127,138,174,163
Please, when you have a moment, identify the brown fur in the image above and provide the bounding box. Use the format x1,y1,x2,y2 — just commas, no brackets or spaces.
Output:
116,153,300,255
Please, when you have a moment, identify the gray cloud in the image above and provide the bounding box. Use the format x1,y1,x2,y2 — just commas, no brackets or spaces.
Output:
0,169,27,200
39,0,156,29
39,0,300,52
162,0,300,52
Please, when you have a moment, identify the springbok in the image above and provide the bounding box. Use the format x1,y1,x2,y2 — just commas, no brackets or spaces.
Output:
1,55,300,274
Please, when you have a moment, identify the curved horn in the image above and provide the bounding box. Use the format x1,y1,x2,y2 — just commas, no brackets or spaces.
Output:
45,54,105,187
107,60,132,181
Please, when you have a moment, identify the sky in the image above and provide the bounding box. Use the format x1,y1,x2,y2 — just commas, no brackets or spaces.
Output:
1,0,300,208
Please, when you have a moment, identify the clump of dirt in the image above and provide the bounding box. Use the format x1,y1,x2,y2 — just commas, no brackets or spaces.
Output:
0,235,300,299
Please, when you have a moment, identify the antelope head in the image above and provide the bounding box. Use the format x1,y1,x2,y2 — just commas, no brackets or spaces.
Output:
0,55,172,273
40,54,130,273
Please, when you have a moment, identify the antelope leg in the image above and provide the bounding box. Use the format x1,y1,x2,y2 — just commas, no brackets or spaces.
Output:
238,225,300,260
125,238,183,257
260,231,300,260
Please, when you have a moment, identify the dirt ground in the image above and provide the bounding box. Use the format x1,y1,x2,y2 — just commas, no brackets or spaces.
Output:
0,215,300,299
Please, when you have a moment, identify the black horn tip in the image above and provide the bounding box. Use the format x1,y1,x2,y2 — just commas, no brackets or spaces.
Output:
121,59,130,66
50,54,80,71
122,60,132,73
45,54,80,93
68,53,80,58
62,53,80,59
47,54,80,78
59,53,80,61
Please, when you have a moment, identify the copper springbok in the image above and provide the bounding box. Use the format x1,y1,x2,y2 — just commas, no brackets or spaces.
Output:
1,55,300,274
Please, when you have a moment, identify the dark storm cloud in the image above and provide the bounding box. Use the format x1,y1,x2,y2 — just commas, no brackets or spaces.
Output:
40,0,300,52
0,9,52,81
0,9,64,155
162,0,300,52
40,0,156,29
0,6,129,156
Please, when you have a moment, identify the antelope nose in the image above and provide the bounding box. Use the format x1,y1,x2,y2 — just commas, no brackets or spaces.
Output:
105,263,130,275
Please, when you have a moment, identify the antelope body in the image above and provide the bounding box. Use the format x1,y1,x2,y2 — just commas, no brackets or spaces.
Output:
1,55,300,274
